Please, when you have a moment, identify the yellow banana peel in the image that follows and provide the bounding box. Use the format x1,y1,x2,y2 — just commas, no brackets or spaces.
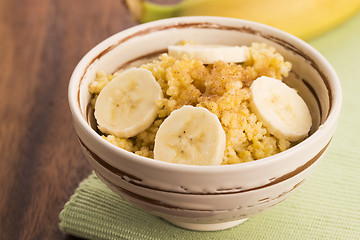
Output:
126,0,360,40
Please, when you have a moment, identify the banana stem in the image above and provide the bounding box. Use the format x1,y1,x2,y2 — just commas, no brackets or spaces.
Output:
126,0,184,23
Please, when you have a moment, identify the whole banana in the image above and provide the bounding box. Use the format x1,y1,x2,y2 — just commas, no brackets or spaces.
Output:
126,0,360,40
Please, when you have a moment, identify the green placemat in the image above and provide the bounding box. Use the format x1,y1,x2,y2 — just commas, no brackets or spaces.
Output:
60,12,360,240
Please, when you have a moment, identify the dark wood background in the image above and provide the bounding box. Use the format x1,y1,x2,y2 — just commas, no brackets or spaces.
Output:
0,0,178,239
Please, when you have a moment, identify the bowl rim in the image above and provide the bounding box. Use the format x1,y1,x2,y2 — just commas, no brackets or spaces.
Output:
68,16,342,173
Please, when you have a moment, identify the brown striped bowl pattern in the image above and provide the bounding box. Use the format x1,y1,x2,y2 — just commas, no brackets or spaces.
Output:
68,17,342,231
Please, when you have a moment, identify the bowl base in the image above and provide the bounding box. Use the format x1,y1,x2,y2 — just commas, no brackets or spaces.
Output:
164,218,248,231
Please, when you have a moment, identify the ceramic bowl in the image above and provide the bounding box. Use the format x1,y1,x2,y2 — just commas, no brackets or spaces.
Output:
68,17,342,231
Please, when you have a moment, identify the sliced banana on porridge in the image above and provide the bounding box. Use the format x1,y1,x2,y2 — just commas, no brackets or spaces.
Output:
154,105,226,166
90,42,311,165
168,44,249,64
249,76,312,142
94,68,162,138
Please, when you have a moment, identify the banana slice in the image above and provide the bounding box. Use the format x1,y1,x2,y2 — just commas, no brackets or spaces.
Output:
249,76,312,142
94,68,162,138
154,105,226,166
168,44,249,64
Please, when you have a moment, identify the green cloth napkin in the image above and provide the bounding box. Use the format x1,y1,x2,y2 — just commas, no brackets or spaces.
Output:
60,13,360,240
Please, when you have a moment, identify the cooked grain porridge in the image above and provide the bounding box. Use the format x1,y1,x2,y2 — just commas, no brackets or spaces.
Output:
89,42,296,165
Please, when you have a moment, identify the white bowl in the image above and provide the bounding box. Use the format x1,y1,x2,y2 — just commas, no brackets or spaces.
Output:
68,17,342,231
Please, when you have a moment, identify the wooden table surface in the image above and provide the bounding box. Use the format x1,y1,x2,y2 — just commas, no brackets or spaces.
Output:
0,0,177,239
